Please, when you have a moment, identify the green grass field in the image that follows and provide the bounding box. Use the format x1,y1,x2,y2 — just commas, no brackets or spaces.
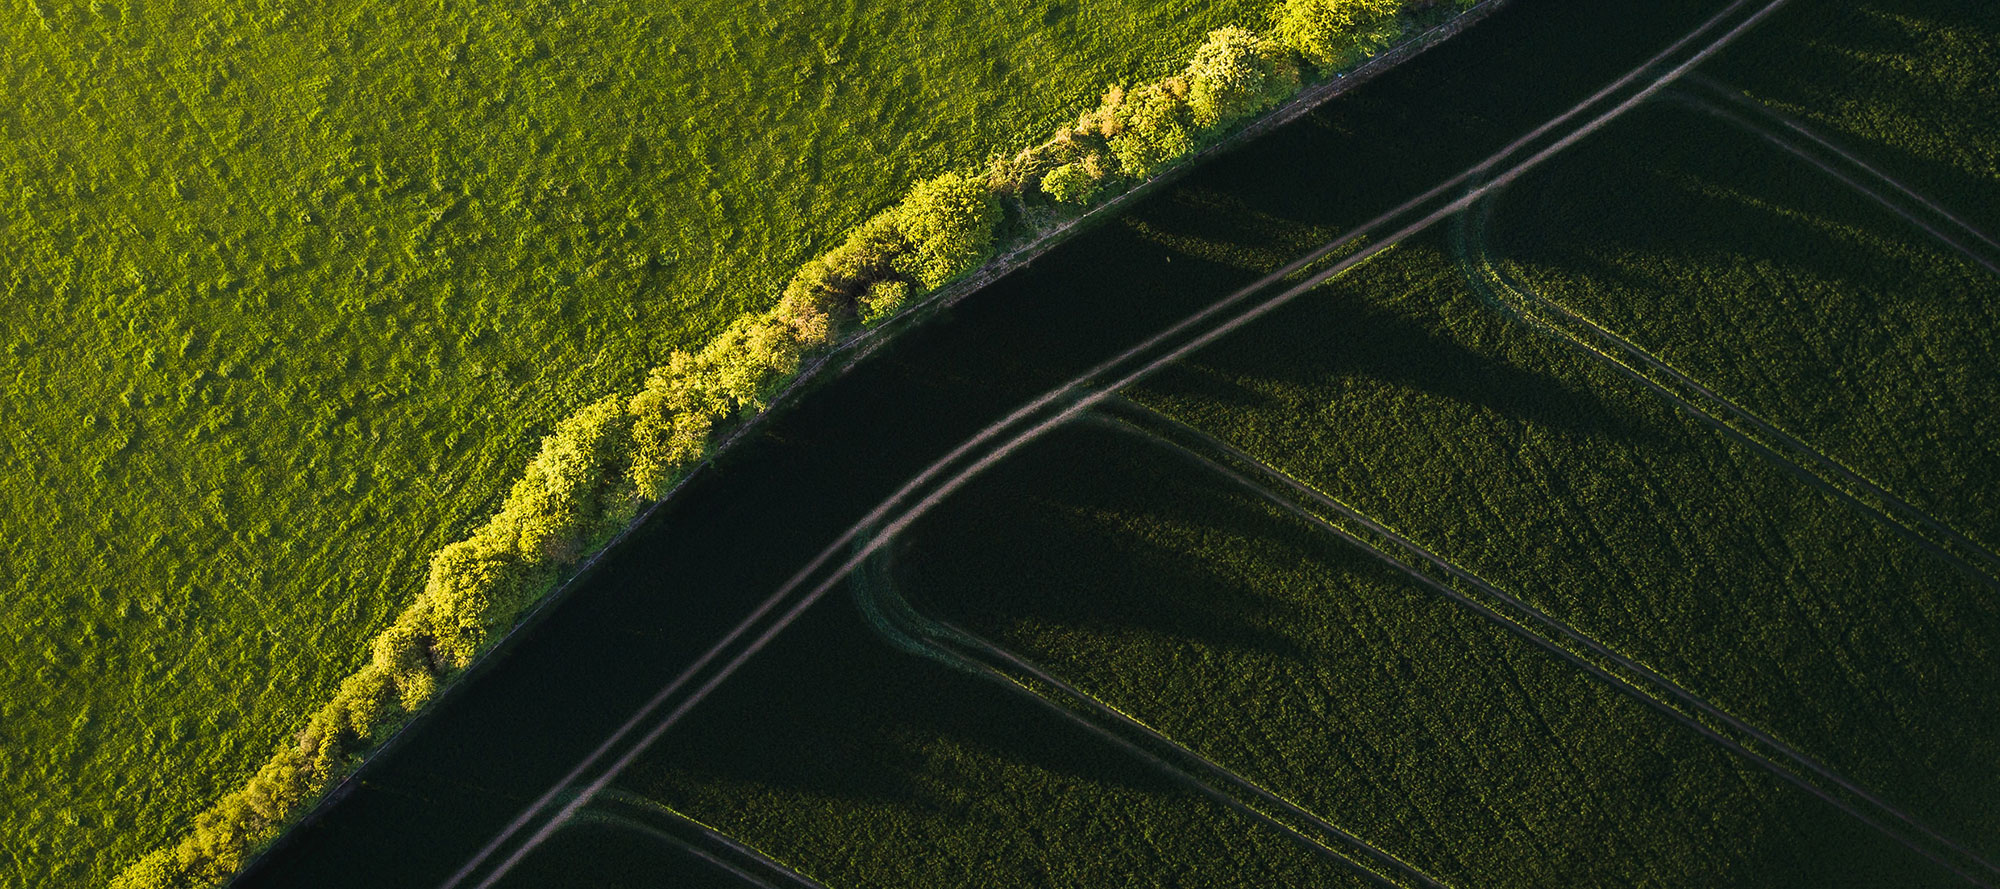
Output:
883,421,1963,887
0,0,1268,882
599,597,1366,889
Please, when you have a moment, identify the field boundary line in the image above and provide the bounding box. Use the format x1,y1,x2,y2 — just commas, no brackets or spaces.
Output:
1089,404,1997,886
1454,182,2000,591
849,546,1448,889
442,4,1799,884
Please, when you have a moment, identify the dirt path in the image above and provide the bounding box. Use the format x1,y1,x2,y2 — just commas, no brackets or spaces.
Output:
577,789,833,889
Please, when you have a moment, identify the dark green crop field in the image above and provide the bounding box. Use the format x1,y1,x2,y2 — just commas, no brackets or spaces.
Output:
1476,2,2000,554
0,0,1267,882
1127,231,2000,863
599,596,1362,889
881,421,1962,888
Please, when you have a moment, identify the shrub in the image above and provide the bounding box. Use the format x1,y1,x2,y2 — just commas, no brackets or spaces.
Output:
701,313,807,411
1104,78,1198,179
1040,162,1101,205
861,279,914,324
627,351,730,499
1185,27,1301,129
408,534,533,667
1273,0,1405,70
891,172,999,288
777,212,910,345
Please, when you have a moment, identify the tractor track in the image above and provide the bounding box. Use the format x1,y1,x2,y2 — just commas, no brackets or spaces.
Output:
851,544,1452,889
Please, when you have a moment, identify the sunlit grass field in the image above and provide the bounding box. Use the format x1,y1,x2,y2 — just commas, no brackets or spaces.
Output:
0,0,1267,882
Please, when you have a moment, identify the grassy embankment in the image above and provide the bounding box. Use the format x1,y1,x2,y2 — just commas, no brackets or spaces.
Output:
60,0,1487,885
873,419,1967,888
0,0,1273,883
1473,0,2000,553
598,594,1367,889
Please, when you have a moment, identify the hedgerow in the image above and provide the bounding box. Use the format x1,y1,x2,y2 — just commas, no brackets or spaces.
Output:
111,1,1475,885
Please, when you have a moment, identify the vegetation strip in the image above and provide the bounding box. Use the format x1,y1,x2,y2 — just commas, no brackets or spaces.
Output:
113,2,1509,885
1090,402,1997,886
850,545,1448,889
439,5,1803,885
1458,187,2000,592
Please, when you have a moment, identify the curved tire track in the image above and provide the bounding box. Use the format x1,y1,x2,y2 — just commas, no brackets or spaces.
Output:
851,544,1452,889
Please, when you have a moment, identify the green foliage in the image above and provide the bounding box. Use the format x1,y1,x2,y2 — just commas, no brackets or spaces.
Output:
861,279,915,325
890,173,1001,289
1040,162,1103,206
1274,0,1406,70
1185,27,1302,129
1100,79,1201,179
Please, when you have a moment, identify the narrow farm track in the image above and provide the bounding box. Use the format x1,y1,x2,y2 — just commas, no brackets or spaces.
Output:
850,548,1448,889
1088,401,2000,887
1455,186,2000,592
1678,73,2000,271
440,4,1801,885
575,790,834,889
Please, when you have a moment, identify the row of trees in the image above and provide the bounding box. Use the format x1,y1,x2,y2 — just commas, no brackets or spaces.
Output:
113,0,1479,885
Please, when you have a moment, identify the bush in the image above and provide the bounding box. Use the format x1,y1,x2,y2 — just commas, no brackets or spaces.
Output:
627,351,730,499
891,172,999,288
1273,0,1406,70
862,279,914,325
1040,162,1102,205
1185,27,1301,129
776,212,910,345
1104,78,1198,179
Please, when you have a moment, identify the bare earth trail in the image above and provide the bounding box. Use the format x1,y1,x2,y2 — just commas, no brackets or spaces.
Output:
1089,401,1998,886
440,4,1809,886
1454,149,2000,588
849,548,1452,889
